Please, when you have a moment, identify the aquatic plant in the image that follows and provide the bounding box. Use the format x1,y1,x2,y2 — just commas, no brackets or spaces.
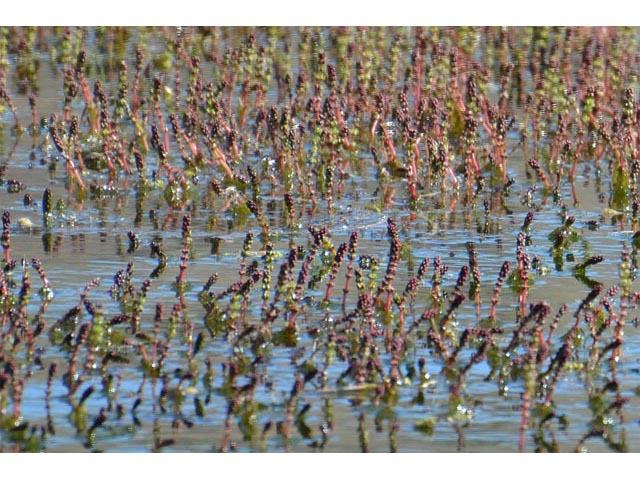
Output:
0,26,640,453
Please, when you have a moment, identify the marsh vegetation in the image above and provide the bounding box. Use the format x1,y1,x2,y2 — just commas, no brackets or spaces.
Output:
0,26,639,452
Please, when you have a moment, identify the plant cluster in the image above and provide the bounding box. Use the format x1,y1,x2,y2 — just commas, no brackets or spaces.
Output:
0,27,639,452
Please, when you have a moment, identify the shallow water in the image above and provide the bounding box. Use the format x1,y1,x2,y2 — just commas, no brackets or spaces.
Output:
1,26,639,452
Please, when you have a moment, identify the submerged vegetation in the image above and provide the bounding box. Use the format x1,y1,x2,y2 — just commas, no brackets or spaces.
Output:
0,26,640,452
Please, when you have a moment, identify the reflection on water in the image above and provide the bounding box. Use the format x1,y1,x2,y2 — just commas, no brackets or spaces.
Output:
0,27,639,452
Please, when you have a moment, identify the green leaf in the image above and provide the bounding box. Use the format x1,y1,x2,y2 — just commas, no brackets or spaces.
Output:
414,418,436,436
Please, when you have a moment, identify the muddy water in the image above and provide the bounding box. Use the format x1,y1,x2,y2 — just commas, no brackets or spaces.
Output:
1,27,640,452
